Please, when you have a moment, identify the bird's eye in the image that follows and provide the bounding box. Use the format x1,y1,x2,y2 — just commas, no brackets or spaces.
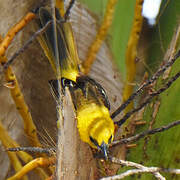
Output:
89,136,99,147
108,135,113,144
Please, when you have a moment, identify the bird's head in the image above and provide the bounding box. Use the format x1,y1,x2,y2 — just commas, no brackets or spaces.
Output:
89,118,114,159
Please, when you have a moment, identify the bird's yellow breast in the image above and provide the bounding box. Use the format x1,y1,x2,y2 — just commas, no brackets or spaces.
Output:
77,103,115,149
37,7,115,151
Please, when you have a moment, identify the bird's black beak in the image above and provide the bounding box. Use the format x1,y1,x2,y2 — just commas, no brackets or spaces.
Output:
100,142,108,160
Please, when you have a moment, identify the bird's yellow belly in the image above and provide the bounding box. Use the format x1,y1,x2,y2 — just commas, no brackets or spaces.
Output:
76,103,113,147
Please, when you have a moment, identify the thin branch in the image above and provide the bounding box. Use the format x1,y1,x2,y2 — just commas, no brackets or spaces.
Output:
110,156,180,175
100,169,165,180
112,119,180,146
162,168,180,174
2,20,52,71
101,157,166,180
6,147,56,155
115,71,180,126
101,156,180,180
111,49,180,119
1,0,75,71
64,0,75,21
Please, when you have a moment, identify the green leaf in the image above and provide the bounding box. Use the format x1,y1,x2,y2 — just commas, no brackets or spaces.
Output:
126,0,180,179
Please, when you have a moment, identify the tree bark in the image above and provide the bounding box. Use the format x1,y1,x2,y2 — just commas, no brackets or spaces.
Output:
0,0,123,179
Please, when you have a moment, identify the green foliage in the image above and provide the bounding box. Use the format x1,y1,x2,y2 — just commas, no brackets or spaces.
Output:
111,0,136,79
126,0,180,179
81,0,136,79
83,0,180,179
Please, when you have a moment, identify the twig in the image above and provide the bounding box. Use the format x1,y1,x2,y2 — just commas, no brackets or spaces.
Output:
2,21,52,71
101,157,166,180
115,71,180,126
101,156,180,180
111,49,180,119
100,169,165,180
6,147,56,155
64,0,75,21
112,119,180,146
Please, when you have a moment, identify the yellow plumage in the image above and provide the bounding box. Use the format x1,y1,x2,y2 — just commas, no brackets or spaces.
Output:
36,7,79,81
72,80,115,150
37,6,115,157
77,97,115,149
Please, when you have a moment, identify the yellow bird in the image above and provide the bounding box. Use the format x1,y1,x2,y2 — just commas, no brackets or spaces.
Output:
36,6,115,158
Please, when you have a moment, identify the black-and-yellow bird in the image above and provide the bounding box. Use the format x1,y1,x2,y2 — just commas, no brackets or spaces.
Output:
36,6,115,158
